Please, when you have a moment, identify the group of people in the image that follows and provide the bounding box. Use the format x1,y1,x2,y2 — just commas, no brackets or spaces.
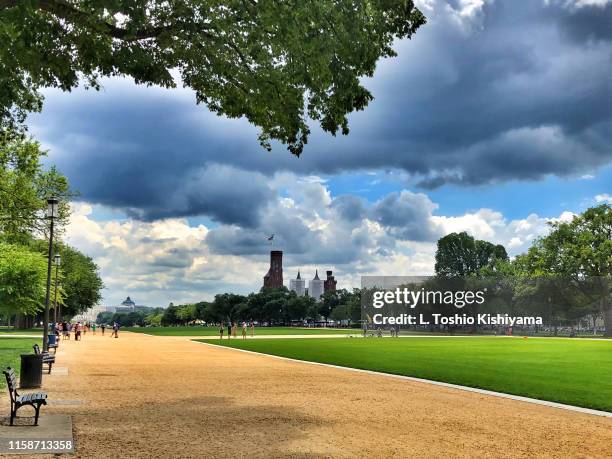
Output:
53,321,120,340
219,321,255,339
55,321,91,341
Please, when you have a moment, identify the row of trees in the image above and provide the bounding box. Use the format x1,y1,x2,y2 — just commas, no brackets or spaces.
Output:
0,133,103,327
98,288,362,328
429,205,611,336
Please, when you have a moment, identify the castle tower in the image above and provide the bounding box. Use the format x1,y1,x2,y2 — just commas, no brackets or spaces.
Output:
263,250,284,289
324,270,337,293
290,270,306,296
308,270,324,301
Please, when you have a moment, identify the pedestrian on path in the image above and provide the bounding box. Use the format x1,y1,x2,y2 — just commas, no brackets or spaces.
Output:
92,323,97,335
111,322,119,338
101,324,106,335
242,322,247,339
250,321,255,337
232,322,237,338
227,321,231,339
219,324,224,339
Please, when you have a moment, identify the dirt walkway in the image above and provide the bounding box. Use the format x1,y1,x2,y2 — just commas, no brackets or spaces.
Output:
4,332,612,458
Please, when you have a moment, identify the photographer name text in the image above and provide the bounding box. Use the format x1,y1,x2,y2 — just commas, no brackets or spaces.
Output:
372,313,543,326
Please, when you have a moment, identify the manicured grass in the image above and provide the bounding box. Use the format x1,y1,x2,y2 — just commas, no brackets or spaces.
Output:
207,337,612,412
0,338,41,388
124,326,356,336
0,327,42,335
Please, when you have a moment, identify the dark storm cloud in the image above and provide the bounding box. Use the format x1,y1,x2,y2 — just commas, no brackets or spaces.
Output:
205,189,435,265
330,195,367,221
30,0,612,221
150,248,194,268
554,2,612,43
369,191,440,241
205,209,313,256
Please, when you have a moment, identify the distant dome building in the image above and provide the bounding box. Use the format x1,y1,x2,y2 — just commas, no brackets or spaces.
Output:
115,296,136,313
289,270,306,296
308,270,324,301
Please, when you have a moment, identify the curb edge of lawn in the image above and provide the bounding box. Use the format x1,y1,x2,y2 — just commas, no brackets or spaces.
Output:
195,340,612,419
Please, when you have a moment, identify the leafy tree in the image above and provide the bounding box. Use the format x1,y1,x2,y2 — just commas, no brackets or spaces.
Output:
176,303,197,324
0,242,47,317
435,232,508,278
0,134,72,242
161,302,179,326
211,293,247,322
145,312,163,326
97,311,114,324
518,205,612,336
286,294,314,322
318,290,339,323
335,288,362,324
127,310,146,326
0,0,425,155
28,242,104,319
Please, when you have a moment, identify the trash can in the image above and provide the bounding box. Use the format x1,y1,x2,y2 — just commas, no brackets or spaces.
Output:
20,354,43,389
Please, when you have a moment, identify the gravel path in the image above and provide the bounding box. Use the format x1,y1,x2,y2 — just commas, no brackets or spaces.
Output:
4,332,611,458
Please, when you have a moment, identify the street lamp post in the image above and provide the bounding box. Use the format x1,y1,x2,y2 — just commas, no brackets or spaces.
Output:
43,197,59,352
53,254,61,323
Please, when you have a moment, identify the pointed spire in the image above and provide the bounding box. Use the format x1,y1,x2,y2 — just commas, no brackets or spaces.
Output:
296,270,301,280
313,269,320,280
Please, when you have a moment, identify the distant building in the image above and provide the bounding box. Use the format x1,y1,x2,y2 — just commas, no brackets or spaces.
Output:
263,250,284,289
115,296,137,313
71,305,112,323
308,270,324,301
324,271,337,293
289,270,306,296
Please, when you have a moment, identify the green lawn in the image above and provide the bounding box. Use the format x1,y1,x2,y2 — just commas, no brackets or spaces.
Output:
0,327,42,335
0,338,41,388
207,336,612,412
124,326,356,336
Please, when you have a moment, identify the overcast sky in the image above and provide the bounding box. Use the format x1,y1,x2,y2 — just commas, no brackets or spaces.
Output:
29,0,612,307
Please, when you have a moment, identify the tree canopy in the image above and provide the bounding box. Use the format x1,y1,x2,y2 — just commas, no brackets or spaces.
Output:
0,242,48,317
517,204,612,336
0,0,425,155
0,134,72,242
0,133,102,322
54,243,104,317
434,232,508,278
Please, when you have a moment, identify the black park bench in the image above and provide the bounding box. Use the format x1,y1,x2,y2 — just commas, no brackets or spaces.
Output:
48,338,59,354
33,344,55,374
3,368,47,426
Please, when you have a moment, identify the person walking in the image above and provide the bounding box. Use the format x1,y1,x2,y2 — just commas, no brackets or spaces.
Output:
242,322,247,340
111,322,119,338
101,323,106,336
232,322,237,338
227,321,232,340
92,323,97,335
219,323,224,340
250,321,255,338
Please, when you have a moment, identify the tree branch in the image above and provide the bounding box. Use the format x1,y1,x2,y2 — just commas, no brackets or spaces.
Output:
40,0,176,40
0,0,190,41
